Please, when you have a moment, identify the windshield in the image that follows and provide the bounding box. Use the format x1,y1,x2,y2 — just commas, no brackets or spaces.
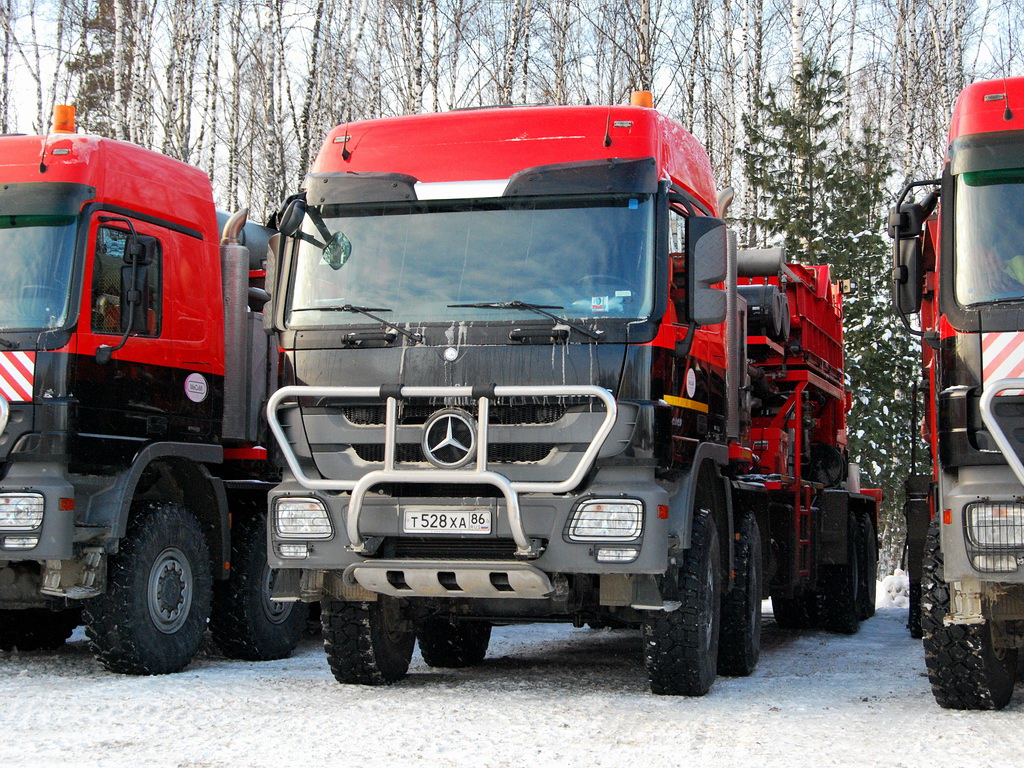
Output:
286,195,655,328
0,215,78,330
954,169,1024,306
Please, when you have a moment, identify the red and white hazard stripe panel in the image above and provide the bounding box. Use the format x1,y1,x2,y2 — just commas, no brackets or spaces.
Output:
0,351,36,402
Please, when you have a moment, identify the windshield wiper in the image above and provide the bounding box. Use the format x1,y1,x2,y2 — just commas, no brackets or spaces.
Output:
292,304,423,344
449,300,602,340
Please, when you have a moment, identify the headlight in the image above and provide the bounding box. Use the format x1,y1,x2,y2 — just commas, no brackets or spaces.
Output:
567,499,643,541
275,497,332,538
966,502,1024,549
0,493,44,530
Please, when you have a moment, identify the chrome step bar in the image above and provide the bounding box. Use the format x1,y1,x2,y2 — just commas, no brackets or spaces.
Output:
266,384,617,558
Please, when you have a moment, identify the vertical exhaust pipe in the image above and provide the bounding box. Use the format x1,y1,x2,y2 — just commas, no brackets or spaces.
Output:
221,209,251,441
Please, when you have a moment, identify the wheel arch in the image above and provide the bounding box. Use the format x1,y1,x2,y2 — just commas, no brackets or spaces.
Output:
89,442,229,579
665,443,732,579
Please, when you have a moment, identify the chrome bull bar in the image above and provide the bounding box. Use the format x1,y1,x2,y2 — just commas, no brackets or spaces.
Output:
266,384,618,558
979,378,1024,488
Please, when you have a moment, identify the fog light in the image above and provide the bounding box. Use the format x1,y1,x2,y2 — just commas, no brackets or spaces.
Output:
275,498,332,538
596,547,639,563
966,502,1024,548
3,535,39,550
276,542,309,559
567,499,643,541
972,554,1018,572
0,493,44,530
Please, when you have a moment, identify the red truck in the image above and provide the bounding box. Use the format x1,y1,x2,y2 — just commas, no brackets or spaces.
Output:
263,94,878,694
0,107,306,673
893,76,1024,709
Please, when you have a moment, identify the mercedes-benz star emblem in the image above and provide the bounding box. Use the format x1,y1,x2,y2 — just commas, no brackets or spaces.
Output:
422,409,477,468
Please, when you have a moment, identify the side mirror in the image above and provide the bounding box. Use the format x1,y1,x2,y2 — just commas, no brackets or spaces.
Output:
277,198,307,237
888,188,938,317
686,216,728,326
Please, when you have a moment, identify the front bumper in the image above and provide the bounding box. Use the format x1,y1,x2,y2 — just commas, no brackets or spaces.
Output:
0,461,75,561
940,463,1024,582
268,468,670,579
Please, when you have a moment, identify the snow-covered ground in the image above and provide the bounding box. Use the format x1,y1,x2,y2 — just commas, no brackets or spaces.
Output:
3,584,1023,768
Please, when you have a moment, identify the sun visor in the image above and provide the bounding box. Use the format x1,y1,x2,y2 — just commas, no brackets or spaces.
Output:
0,181,96,216
503,157,658,197
949,130,1024,175
303,171,419,205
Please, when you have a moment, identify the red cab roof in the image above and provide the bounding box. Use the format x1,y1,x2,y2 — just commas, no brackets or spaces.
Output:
948,76,1024,145
0,134,216,237
311,105,719,215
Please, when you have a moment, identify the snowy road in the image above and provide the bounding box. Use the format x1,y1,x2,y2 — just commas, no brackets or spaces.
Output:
2,594,1023,768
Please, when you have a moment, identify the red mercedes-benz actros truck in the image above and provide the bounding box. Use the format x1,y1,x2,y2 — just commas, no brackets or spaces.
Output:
893,76,1024,709
0,107,306,673
264,94,879,695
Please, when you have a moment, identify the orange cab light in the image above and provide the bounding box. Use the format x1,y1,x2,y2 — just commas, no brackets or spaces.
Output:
658,505,669,519
630,90,653,108
943,508,952,525
51,105,76,134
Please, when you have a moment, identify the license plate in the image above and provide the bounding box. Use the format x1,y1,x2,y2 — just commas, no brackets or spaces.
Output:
403,509,491,534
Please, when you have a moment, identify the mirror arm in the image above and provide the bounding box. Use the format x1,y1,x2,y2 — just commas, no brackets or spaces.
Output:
670,320,698,359
95,216,144,365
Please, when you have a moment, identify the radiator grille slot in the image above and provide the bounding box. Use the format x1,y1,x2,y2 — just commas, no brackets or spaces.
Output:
333,398,586,426
351,443,555,464
381,537,522,560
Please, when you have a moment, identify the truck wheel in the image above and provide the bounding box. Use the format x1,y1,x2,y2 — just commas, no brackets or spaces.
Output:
0,607,81,651
416,618,491,668
321,597,414,685
856,513,877,621
210,511,308,661
907,579,923,639
819,513,860,634
717,513,762,676
770,592,816,629
921,518,1017,709
83,501,212,675
642,505,722,696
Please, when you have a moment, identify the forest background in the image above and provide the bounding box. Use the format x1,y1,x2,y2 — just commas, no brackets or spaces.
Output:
3,0,1023,570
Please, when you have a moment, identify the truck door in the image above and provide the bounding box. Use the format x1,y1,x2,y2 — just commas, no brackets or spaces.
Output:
71,212,218,465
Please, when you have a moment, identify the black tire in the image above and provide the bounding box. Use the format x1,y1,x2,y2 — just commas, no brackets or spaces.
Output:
908,579,923,639
0,607,81,652
819,513,860,634
770,592,816,629
416,618,491,668
718,513,762,676
921,518,1017,709
83,501,212,675
643,505,722,696
321,597,415,685
210,510,308,661
856,513,878,621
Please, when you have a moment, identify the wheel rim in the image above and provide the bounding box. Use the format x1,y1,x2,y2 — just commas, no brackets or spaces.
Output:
261,565,293,625
380,597,406,643
147,547,193,634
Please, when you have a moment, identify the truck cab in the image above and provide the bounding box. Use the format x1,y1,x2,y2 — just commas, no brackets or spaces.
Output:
267,98,877,694
0,111,305,672
892,76,1024,709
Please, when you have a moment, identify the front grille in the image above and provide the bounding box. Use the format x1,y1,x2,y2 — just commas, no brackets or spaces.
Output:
351,443,555,464
380,537,521,560
333,397,587,426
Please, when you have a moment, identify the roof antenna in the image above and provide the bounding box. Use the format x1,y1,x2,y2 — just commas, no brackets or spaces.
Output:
603,108,612,148
1004,77,1014,122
